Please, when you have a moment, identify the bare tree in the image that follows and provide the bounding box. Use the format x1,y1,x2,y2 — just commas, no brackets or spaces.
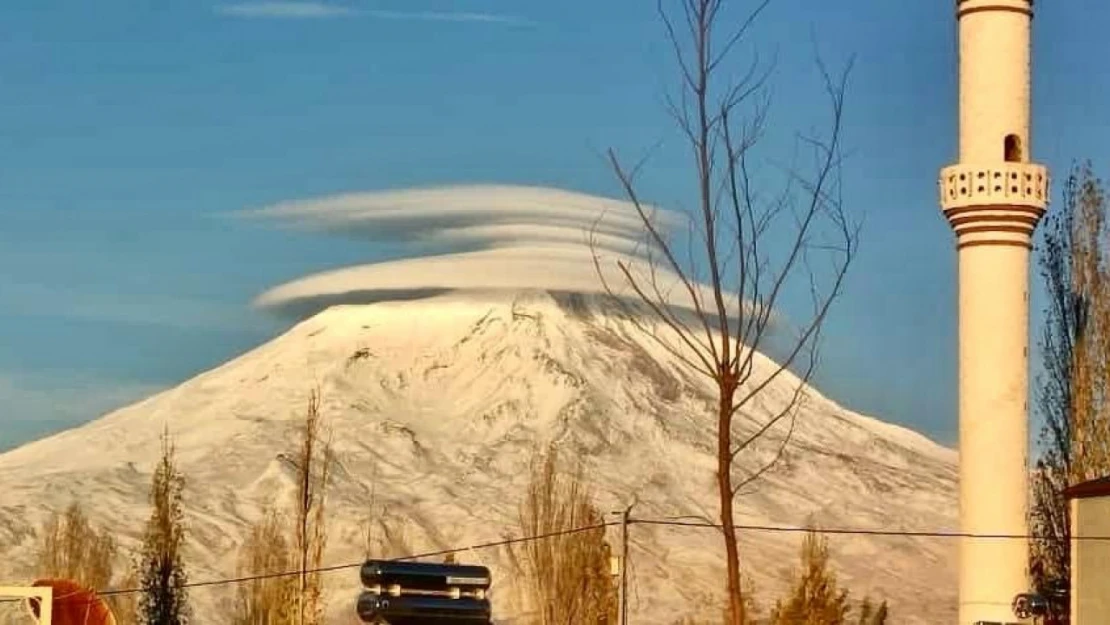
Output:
506,443,617,625
34,501,137,622
359,464,415,563
232,392,333,625
35,502,117,591
591,1,854,622
1031,161,1110,622
292,390,332,625
364,508,416,561
233,508,298,625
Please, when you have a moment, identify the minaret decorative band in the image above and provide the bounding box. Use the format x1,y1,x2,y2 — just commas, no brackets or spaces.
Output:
939,163,1049,209
956,0,1034,19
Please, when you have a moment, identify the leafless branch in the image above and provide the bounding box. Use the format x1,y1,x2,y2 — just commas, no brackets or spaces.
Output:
589,2,856,623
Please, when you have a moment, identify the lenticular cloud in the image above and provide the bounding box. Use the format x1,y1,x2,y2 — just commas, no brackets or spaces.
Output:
242,184,723,319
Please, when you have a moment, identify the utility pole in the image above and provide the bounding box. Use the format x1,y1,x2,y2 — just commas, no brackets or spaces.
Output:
613,502,633,625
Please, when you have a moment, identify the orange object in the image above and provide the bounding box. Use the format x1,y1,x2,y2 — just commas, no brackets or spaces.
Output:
25,579,117,625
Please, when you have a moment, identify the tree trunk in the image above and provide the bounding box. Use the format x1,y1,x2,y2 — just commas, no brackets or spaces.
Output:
717,388,743,625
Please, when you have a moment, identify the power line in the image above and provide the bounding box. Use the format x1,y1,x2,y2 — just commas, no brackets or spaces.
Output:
1,521,618,604
635,517,1110,540
4,516,1110,606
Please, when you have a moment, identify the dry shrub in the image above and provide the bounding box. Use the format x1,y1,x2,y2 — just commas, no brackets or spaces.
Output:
35,501,138,622
359,468,416,561
853,598,889,625
112,565,140,625
507,443,617,625
363,507,415,561
769,529,887,625
232,509,298,625
673,578,759,625
36,501,116,590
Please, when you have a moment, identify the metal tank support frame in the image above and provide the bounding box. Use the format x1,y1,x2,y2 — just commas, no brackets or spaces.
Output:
0,586,54,625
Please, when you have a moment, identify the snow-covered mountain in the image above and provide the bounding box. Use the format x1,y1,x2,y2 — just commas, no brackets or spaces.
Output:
0,291,958,624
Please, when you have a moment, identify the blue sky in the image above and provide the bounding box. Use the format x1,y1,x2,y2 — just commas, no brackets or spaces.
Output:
2,0,1109,451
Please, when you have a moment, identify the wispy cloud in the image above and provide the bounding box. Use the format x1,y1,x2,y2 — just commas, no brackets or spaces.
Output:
362,10,530,25
215,2,532,25
216,1,356,18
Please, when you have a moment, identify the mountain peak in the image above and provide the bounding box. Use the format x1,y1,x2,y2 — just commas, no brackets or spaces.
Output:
0,291,957,623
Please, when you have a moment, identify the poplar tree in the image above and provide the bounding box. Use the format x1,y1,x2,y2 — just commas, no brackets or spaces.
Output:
1030,161,1110,623
137,429,191,625
293,390,331,625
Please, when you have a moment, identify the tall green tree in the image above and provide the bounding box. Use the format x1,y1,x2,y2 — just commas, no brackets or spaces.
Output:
137,429,191,625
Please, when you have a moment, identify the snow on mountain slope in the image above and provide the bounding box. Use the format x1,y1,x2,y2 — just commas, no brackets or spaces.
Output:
0,290,957,623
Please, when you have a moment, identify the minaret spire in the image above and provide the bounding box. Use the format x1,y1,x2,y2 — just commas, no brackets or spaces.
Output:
939,0,1049,623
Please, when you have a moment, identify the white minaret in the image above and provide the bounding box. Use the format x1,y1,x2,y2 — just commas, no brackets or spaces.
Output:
939,0,1049,623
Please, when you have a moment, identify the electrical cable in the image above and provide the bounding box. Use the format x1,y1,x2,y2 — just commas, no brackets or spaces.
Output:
2,516,1105,606
0,521,618,604
634,517,1110,540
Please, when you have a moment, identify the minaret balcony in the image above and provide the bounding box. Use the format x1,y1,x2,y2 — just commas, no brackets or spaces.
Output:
939,162,1049,212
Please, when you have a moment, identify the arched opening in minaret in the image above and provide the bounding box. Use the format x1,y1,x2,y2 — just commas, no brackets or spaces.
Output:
1004,134,1023,162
